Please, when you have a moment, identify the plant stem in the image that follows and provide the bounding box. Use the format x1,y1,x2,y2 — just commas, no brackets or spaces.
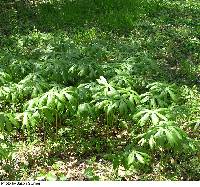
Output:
56,113,58,141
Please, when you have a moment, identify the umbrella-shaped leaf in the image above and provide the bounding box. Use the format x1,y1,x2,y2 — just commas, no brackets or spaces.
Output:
78,103,90,115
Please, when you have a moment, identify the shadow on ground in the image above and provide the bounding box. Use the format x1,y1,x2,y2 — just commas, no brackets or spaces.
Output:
0,0,199,86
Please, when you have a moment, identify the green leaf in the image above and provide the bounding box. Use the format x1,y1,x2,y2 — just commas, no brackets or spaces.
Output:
46,172,57,181
0,113,5,130
84,167,95,179
139,113,150,126
170,127,183,140
5,117,12,132
141,95,149,103
97,76,108,85
32,111,40,119
149,135,155,149
165,130,176,147
154,127,164,138
29,116,37,127
135,153,145,164
48,94,57,108
31,87,38,98
168,89,177,101
95,101,106,109
156,112,168,121
39,95,48,107
151,113,159,126
7,114,19,129
157,98,166,107
127,151,135,165
57,94,66,103
150,98,157,108
42,108,54,122
64,93,75,104
107,88,117,96
23,112,29,126
59,174,68,181
119,100,128,115
57,101,64,112
11,93,17,102
111,101,119,109
107,103,114,115
27,98,38,110
134,110,148,119
78,103,90,116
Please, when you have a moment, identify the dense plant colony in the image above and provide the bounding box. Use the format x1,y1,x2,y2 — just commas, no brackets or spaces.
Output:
0,0,199,181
